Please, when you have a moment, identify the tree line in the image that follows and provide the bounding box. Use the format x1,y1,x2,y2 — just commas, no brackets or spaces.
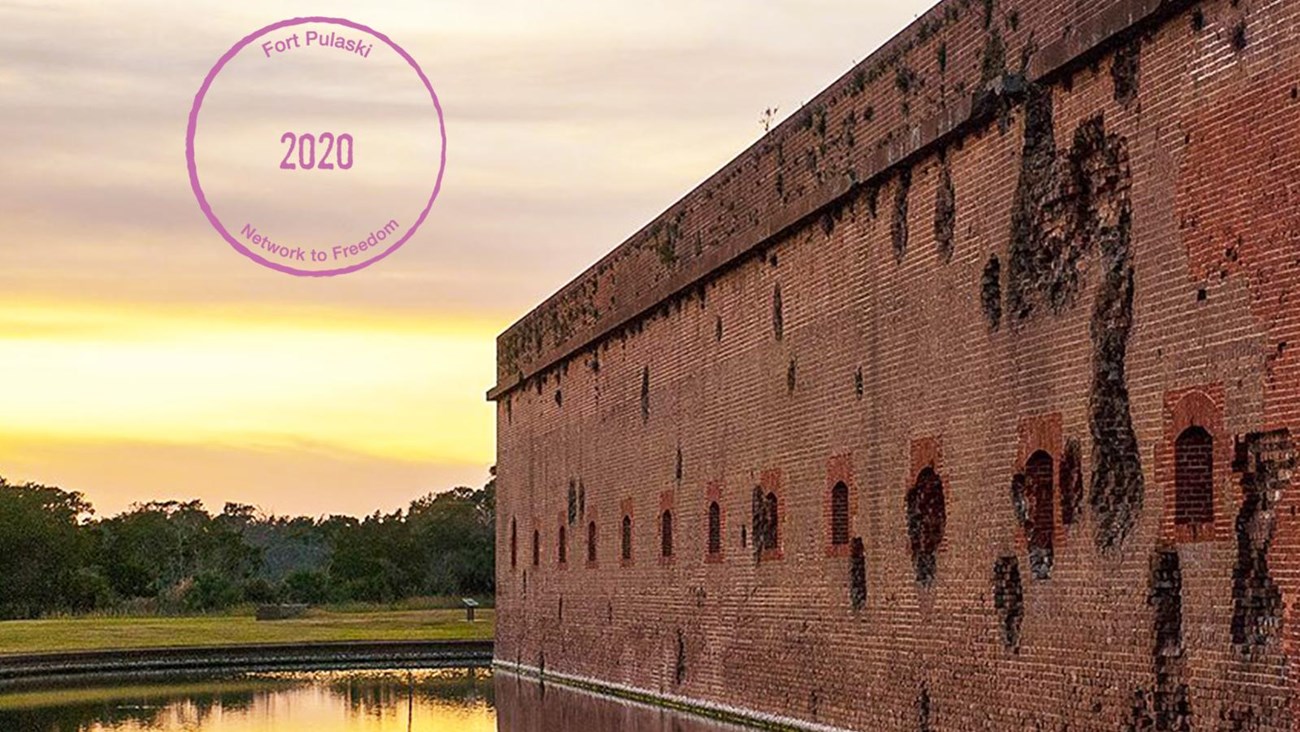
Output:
0,476,495,619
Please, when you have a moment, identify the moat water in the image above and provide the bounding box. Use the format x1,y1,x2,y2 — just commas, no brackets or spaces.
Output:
0,668,746,731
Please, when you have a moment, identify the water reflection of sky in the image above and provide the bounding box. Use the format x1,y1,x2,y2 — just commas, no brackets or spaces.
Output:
0,669,747,731
0,668,495,732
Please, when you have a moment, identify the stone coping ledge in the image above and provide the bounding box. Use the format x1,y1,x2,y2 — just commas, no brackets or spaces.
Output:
488,0,1193,402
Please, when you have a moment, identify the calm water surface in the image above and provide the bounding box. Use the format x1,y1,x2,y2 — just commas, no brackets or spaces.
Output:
0,668,746,731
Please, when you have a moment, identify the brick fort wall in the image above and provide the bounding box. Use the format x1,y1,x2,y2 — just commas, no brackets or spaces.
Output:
489,0,1300,729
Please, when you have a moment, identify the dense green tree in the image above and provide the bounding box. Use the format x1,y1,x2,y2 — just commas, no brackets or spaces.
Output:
94,500,261,601
280,569,331,604
408,485,495,595
0,472,496,617
0,479,93,618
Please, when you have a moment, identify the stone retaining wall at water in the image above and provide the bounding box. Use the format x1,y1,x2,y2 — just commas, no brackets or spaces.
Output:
0,640,492,687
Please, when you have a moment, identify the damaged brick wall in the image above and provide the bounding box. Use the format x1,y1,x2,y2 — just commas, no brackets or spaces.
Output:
1129,549,1192,732
492,0,1300,729
992,555,1024,650
906,468,946,586
1231,430,1293,653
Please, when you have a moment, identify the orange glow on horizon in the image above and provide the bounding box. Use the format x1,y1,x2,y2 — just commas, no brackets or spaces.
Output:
0,297,500,514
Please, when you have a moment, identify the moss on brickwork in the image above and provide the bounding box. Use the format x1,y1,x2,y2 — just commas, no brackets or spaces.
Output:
980,29,1007,87
892,168,912,261
491,0,996,392
640,366,650,421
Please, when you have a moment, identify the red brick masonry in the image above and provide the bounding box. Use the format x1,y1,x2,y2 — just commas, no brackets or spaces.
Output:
489,0,1300,728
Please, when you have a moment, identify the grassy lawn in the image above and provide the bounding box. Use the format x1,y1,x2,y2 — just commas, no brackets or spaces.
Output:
0,608,494,656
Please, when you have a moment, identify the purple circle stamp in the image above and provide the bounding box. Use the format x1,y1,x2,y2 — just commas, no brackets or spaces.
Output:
186,17,446,276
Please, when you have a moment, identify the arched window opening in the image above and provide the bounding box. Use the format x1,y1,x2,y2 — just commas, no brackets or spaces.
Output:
830,482,850,546
661,510,674,558
587,521,597,563
621,515,633,562
750,488,779,556
1025,451,1055,580
532,529,540,567
510,519,518,569
906,467,946,586
1175,426,1214,533
558,525,567,564
707,502,722,555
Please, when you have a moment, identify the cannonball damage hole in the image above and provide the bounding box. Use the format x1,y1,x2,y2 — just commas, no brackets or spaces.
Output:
1110,39,1140,107
981,254,1002,330
640,366,650,421
906,467,946,586
567,480,578,525
917,684,933,732
1025,451,1055,580
772,284,784,341
1232,21,1248,52
1131,549,1192,730
934,162,956,261
1150,550,1183,658
849,537,867,610
1230,430,1293,653
1059,438,1083,525
992,555,1024,650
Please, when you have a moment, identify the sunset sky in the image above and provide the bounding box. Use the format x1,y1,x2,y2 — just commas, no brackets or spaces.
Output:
0,0,932,517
